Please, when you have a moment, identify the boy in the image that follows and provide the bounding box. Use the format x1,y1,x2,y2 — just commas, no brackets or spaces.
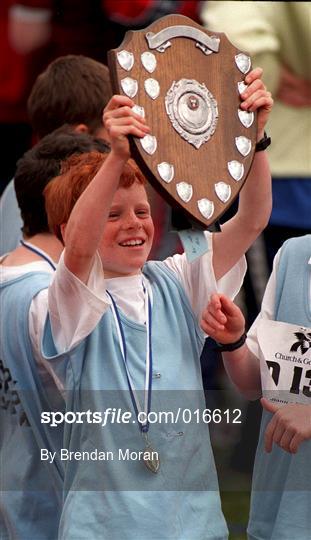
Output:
201,235,311,539
0,128,108,540
0,55,112,255
33,70,272,538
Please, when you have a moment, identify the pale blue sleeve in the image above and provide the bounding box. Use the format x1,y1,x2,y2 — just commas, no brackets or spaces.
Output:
0,180,23,255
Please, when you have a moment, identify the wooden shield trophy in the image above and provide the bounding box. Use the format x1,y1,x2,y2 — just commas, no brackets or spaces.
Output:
108,14,257,229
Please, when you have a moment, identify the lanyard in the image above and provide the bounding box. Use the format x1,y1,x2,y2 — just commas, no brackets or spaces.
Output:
106,278,153,434
20,240,56,271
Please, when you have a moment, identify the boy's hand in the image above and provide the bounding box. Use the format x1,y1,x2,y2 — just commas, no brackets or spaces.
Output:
262,398,311,454
200,293,245,344
103,95,150,160
240,67,274,140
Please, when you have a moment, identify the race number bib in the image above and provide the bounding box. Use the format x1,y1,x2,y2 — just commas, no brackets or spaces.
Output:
257,319,311,405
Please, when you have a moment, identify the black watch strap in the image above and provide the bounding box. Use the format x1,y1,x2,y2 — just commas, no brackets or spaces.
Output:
255,131,271,152
215,332,247,352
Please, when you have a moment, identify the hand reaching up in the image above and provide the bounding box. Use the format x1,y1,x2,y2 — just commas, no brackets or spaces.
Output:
103,95,150,160
240,67,274,140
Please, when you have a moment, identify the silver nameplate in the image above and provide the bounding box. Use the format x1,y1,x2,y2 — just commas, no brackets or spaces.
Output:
146,25,220,55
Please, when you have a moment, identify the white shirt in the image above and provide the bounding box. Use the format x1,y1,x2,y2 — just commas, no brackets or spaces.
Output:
247,249,311,359
48,233,246,354
1,232,246,367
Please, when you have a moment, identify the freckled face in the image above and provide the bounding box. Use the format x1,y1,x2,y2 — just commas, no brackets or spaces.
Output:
99,182,154,278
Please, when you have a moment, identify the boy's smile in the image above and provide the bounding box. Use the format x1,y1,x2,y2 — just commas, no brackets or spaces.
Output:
99,182,154,278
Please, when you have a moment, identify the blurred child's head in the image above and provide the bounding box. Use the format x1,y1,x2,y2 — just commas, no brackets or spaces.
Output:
44,152,154,277
14,126,109,238
27,55,112,140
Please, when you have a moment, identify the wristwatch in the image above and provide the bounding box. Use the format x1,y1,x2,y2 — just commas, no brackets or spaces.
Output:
255,131,271,152
215,332,247,352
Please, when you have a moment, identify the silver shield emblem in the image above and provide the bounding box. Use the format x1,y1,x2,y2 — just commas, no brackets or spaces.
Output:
228,160,244,181
235,53,251,74
157,162,174,183
144,78,160,100
238,109,254,128
215,182,231,203
197,198,214,219
140,134,157,155
121,77,138,98
235,136,251,156
117,50,134,71
176,182,193,203
141,52,157,73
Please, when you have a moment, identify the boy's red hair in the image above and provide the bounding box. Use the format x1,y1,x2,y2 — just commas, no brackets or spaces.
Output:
44,151,146,241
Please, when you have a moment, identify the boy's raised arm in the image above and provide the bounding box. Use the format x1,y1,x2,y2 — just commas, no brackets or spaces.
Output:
63,96,150,283
213,68,273,281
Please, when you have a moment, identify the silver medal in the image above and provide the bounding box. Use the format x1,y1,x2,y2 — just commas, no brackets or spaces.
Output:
143,445,160,474
142,432,160,474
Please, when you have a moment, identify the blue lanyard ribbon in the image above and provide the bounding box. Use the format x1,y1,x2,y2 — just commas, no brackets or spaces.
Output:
20,240,56,270
106,279,153,434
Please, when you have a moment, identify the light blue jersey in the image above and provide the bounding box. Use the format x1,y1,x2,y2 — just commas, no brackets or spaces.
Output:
42,262,229,540
248,236,311,540
0,180,22,256
0,272,64,539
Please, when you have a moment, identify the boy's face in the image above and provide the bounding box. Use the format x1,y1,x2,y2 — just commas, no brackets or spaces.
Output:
99,181,154,278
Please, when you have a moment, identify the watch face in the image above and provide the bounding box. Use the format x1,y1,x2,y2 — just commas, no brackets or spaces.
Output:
255,133,271,152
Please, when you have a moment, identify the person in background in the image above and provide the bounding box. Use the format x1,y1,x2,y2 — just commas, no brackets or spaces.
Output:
0,54,112,256
0,128,109,540
202,0,311,269
201,0,311,476
0,0,52,195
201,234,311,540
